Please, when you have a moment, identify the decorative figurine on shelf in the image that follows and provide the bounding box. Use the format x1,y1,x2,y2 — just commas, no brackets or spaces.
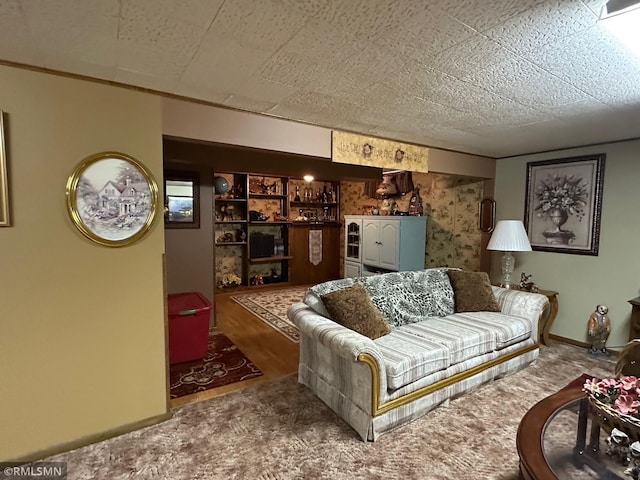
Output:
380,197,396,216
219,273,241,288
519,272,539,293
220,204,235,221
588,304,611,356
408,188,423,216
250,274,264,286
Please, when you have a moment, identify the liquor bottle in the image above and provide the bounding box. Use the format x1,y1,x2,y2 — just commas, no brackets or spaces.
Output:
322,184,328,203
294,186,301,202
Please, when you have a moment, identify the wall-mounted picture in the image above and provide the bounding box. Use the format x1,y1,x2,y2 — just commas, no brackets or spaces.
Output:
66,152,159,247
164,170,200,229
0,110,10,227
524,154,606,256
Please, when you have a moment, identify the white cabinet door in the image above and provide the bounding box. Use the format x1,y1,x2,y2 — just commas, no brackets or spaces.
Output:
378,220,400,270
362,220,380,266
344,261,361,278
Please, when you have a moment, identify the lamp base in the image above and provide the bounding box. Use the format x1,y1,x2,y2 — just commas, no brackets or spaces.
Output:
500,251,515,289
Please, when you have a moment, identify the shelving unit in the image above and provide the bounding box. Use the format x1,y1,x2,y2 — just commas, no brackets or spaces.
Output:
214,172,341,291
289,178,339,224
213,172,249,291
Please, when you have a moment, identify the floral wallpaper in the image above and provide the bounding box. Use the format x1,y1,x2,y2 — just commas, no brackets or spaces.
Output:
339,172,485,272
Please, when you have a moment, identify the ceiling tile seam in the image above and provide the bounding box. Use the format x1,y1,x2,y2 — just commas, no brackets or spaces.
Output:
219,11,321,108
431,1,605,107
436,28,606,114
172,2,227,88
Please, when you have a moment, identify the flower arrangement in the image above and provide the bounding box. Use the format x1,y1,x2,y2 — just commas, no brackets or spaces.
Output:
584,376,640,418
534,174,589,221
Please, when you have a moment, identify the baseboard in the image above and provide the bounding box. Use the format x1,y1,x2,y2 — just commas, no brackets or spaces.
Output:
548,333,620,357
6,411,172,463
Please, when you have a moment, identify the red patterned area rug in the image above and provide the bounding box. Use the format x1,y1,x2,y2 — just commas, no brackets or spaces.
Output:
169,331,262,399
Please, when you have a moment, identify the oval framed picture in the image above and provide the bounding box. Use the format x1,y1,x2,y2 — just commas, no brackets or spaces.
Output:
66,152,159,247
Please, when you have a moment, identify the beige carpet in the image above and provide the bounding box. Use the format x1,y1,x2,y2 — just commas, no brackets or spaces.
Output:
230,286,309,342
47,342,615,479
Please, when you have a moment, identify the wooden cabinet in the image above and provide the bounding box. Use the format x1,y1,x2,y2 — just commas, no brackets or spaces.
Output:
289,224,340,285
362,218,400,270
344,215,426,277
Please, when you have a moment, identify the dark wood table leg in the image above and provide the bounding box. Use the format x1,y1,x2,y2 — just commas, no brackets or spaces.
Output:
573,398,589,468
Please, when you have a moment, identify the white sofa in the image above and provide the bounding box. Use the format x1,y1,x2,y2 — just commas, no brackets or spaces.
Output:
287,269,548,441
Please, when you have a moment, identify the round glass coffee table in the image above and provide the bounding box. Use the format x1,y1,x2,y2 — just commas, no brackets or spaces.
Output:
518,387,629,479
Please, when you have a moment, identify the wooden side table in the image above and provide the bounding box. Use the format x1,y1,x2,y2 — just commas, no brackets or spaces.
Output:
628,297,640,341
536,289,559,346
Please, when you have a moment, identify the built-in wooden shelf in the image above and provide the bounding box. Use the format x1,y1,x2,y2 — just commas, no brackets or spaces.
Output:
249,255,294,264
214,241,247,246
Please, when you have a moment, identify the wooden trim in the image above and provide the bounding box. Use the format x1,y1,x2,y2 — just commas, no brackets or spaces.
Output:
548,333,620,357
358,342,539,417
517,387,584,480
7,411,172,463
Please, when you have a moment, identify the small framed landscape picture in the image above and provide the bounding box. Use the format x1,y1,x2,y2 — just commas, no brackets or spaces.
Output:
66,152,159,247
524,154,606,256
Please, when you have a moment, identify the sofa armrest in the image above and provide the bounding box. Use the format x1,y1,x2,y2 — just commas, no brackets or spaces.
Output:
287,302,389,407
491,286,549,335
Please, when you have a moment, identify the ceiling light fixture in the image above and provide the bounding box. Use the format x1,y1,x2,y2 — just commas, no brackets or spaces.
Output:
601,0,640,17
303,175,314,182
600,0,640,57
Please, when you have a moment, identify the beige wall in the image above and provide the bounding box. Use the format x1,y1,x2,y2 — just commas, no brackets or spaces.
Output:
161,98,496,178
164,164,215,314
162,98,332,158
493,140,640,350
0,66,167,460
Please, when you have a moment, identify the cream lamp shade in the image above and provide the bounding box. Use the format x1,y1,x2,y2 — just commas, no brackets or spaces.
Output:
487,220,532,289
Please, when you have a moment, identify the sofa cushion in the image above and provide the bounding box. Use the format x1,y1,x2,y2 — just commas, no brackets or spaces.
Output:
444,312,533,349
363,268,456,327
321,284,391,340
304,278,356,318
375,329,451,390
447,270,501,313
377,313,533,389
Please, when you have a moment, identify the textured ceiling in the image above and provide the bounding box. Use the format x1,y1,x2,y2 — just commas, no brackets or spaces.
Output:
1,0,640,158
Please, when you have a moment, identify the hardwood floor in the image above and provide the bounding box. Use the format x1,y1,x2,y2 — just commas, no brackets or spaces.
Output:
169,287,300,409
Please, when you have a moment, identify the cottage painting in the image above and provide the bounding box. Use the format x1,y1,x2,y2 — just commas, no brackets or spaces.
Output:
67,153,157,246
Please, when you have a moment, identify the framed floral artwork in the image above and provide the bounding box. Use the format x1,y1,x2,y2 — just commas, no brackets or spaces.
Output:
66,152,159,247
524,154,606,256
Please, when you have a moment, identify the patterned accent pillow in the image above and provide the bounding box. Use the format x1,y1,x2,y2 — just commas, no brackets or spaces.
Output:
447,270,501,313
362,268,455,327
321,284,391,339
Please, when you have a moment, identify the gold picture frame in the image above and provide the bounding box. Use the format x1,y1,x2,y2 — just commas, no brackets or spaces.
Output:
66,152,159,247
0,111,10,227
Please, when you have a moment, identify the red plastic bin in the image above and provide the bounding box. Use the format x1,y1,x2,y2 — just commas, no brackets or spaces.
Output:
167,292,212,365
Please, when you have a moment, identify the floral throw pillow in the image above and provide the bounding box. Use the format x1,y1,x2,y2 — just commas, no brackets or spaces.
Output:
321,284,391,339
446,270,502,313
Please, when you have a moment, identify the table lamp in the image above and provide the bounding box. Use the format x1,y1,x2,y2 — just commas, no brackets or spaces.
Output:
487,220,532,289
